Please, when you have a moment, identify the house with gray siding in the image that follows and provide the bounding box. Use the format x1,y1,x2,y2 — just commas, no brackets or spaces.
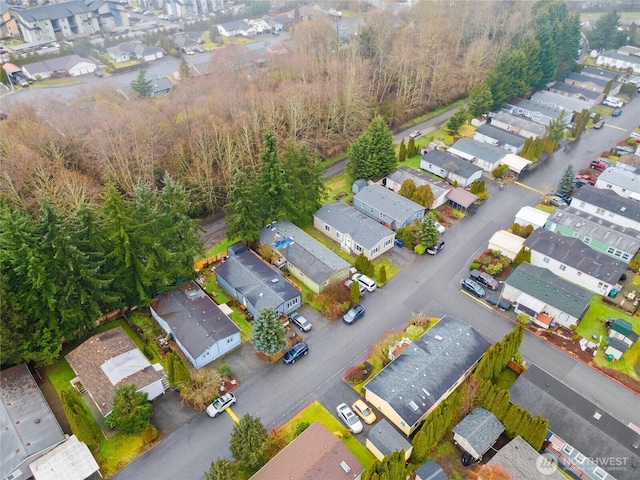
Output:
353,184,425,231
420,150,483,187
260,220,350,294
545,206,640,262
448,138,507,173
564,72,618,95
504,99,572,126
597,49,640,74
502,262,592,329
531,90,592,114
595,167,640,200
548,82,604,106
489,111,547,139
214,248,301,317
150,281,241,368
570,185,640,231
381,166,452,209
524,229,627,295
313,202,396,261
473,124,527,154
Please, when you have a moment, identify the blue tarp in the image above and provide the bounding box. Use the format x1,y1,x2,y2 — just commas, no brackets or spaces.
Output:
273,237,295,250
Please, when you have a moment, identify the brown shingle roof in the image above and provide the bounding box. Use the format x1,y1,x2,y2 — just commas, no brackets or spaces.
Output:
65,327,163,416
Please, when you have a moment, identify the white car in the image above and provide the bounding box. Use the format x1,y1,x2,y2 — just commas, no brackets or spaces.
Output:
409,130,422,138
206,393,236,417
289,312,312,332
434,221,445,234
336,403,363,434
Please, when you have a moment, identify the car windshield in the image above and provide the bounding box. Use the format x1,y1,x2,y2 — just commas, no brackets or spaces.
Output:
346,413,358,425
361,406,371,416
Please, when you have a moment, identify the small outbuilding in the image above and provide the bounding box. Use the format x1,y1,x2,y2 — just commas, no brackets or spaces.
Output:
415,461,448,480
366,418,413,461
514,206,551,230
452,407,505,460
487,230,526,260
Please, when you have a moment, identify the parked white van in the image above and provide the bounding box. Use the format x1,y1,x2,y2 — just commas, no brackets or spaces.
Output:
353,273,377,292
603,96,623,108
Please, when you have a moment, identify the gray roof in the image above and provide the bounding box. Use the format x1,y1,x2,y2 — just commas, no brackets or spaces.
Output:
598,49,640,65
488,436,566,480
452,407,504,458
509,364,640,480
547,205,640,254
367,419,412,457
549,82,602,100
596,167,640,195
509,99,568,122
364,315,489,430
214,250,300,311
490,111,547,137
313,202,395,249
152,76,173,93
572,185,640,223
606,336,630,354
415,461,448,480
17,1,92,22
581,66,618,80
219,19,252,31
151,281,240,358
0,364,65,478
260,220,349,284
565,72,610,89
354,184,425,225
421,150,483,179
385,166,452,199
474,124,527,148
531,90,592,114
505,262,591,320
450,138,507,164
22,54,95,75
524,229,627,281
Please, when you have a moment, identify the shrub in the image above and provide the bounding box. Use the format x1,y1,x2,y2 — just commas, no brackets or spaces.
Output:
481,256,492,266
517,313,531,325
486,263,503,276
378,265,387,284
179,369,223,411
141,425,159,443
414,244,426,255
492,164,509,178
396,226,415,246
469,262,481,270
294,421,311,437
219,364,232,377
572,334,581,343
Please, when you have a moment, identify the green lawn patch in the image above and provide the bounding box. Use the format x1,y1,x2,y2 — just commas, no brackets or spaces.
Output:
374,258,401,285
303,226,355,265
35,77,81,87
402,155,422,170
494,368,518,391
323,171,352,203
202,275,232,304
535,203,555,213
98,432,152,478
230,311,253,342
44,358,77,394
199,237,238,262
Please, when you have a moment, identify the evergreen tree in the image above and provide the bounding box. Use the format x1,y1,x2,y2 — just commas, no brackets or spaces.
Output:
546,112,566,148
407,137,417,157
250,308,286,356
105,385,153,434
350,281,361,305
558,164,575,195
229,414,271,471
468,82,493,118
363,450,406,480
533,20,557,87
398,139,407,162
281,141,325,226
379,265,387,284
411,184,434,209
204,458,239,480
445,108,468,135
513,246,531,267
258,131,296,225
346,116,397,180
411,430,428,463
418,213,440,248
61,390,100,450
587,9,627,50
130,69,153,98
493,390,511,422
486,50,530,109
178,57,191,80
519,35,543,91
398,179,416,199
225,169,262,242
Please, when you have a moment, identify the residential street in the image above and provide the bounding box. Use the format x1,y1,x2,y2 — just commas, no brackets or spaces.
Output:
114,96,640,480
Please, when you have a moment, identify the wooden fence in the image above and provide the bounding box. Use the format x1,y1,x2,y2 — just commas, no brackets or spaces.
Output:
194,251,227,271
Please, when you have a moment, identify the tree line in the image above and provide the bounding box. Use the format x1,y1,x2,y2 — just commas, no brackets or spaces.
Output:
0,175,203,366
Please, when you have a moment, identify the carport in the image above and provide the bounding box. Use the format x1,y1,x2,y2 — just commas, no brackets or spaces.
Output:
500,153,532,176
446,187,478,212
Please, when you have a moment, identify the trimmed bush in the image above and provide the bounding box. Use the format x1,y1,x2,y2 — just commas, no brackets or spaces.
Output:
414,244,426,255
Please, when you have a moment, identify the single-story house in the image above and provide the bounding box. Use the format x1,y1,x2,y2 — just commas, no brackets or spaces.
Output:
452,407,504,460
151,76,173,97
504,99,572,126
420,150,483,187
545,206,640,262
605,337,630,361
515,206,550,230
65,327,167,417
597,50,640,74
106,41,164,62
364,315,490,435
616,153,640,172
217,19,257,37
487,230,526,260
580,66,618,83
608,318,639,349
499,153,532,176
548,82,604,106
448,138,507,173
564,72,619,96
530,90,592,115
260,220,350,294
524,228,627,296
595,167,640,200
22,54,96,79
489,111,547,139
313,202,396,261
571,185,640,231
366,418,413,461
353,184,425,231
29,435,100,480
214,247,302,318
381,166,452,209
0,364,66,480
172,31,203,51
502,262,592,329
510,365,640,480
150,281,241,368
415,461,448,480
249,422,364,479
445,187,479,212
473,124,527,154
487,436,566,480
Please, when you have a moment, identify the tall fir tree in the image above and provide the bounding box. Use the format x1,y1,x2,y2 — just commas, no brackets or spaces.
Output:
250,308,286,356
225,169,262,242
346,116,396,180
558,164,575,194
257,131,296,225
281,141,325,226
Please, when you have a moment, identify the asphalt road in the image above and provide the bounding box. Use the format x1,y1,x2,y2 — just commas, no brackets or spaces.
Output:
114,97,640,480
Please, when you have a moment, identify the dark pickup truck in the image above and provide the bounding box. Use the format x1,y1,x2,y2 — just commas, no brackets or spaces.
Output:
469,269,499,291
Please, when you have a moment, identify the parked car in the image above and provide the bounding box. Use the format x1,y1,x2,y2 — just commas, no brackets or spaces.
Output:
336,403,363,434
593,119,605,129
546,195,567,207
426,240,445,255
206,392,236,417
589,159,611,171
409,130,422,138
553,192,572,204
469,269,499,290
574,178,590,189
486,294,513,311
575,174,596,186
344,279,366,295
283,342,309,364
289,312,312,332
352,273,377,292
460,278,486,298
612,107,623,117
343,304,365,324
194,46,205,53
352,399,376,424
434,221,445,234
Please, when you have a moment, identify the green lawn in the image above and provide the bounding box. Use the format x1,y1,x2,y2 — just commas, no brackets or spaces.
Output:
323,171,352,203
199,237,238,262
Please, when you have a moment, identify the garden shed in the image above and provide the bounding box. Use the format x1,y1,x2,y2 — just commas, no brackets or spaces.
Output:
352,178,368,194
366,418,413,461
487,230,525,260
452,407,504,460
514,206,550,230
415,461,448,480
